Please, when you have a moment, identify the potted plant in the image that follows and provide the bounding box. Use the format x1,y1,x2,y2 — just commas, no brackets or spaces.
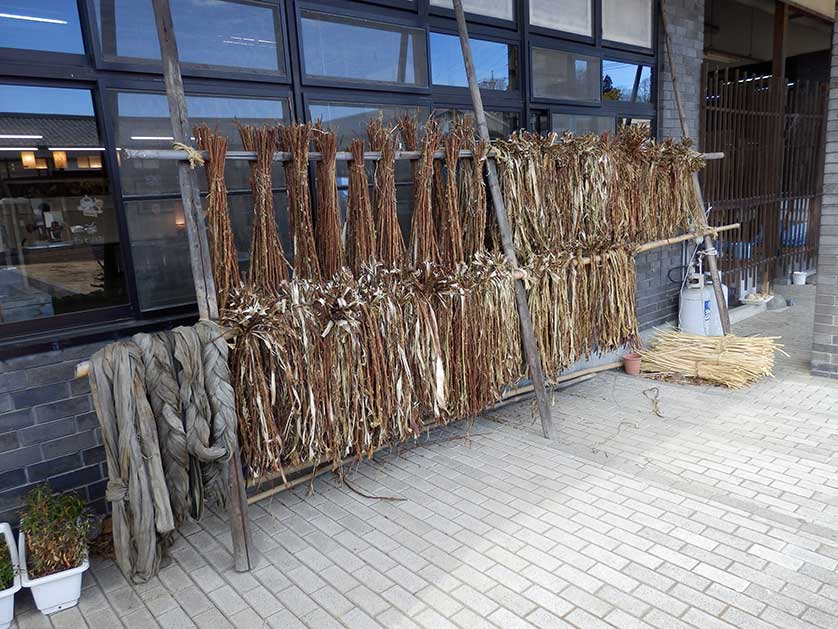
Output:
18,485,91,615
0,522,20,629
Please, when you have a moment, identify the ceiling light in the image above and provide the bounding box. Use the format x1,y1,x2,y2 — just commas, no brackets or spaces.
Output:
0,147,37,151
130,135,174,141
0,134,43,139
47,147,106,151
0,12,68,25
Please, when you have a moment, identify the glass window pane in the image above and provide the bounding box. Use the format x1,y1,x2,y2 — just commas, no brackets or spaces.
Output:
430,0,513,21
532,47,600,102
432,108,519,140
552,113,614,135
126,193,290,310
0,85,127,324
0,1,84,54
602,0,652,48
93,0,284,72
529,0,591,37
618,117,652,135
109,91,288,196
602,60,652,103
301,11,428,87
430,33,517,91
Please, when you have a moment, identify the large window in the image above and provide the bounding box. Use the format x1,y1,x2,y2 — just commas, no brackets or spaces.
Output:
532,47,600,102
529,0,591,37
602,60,652,103
430,0,514,22
602,0,653,49
300,11,427,87
552,113,613,135
93,0,285,73
0,85,126,326
0,1,84,54
431,33,518,91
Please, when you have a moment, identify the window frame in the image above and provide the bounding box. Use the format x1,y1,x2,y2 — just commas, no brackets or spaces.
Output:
528,37,604,107
427,0,518,32
82,0,292,84
526,0,597,46
599,0,656,55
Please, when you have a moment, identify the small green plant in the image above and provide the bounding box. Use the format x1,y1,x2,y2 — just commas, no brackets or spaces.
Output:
19,485,92,579
0,537,14,590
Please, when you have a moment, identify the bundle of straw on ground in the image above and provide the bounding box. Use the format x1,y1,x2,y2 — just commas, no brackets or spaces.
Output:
640,330,784,388
238,124,288,294
279,122,321,281
345,139,377,276
312,123,345,278
194,125,240,310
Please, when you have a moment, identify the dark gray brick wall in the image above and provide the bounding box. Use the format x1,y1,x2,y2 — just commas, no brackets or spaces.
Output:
634,0,705,329
812,7,838,378
0,341,108,524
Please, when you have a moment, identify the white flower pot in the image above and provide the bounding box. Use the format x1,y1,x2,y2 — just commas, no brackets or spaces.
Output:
0,524,21,629
18,532,88,615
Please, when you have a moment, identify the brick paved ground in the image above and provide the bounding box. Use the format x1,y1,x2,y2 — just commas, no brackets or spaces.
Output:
12,284,838,629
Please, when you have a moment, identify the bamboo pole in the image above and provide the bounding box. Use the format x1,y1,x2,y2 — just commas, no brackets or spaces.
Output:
121,148,725,163
150,0,253,573
451,0,553,441
660,0,732,335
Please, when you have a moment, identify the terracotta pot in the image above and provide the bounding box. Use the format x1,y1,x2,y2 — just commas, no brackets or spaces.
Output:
623,353,641,375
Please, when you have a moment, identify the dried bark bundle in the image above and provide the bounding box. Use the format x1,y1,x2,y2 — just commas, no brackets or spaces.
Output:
409,119,441,265
457,117,489,257
345,139,377,275
495,127,707,263
438,131,465,267
238,124,288,295
312,123,345,277
194,125,240,310
367,119,405,268
279,123,321,281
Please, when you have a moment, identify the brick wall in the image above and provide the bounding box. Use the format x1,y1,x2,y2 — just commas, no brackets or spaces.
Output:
634,0,705,328
0,342,108,524
811,7,838,378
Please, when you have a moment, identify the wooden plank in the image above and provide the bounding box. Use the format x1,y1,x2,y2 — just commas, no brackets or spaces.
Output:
772,2,789,79
451,0,553,440
150,0,253,573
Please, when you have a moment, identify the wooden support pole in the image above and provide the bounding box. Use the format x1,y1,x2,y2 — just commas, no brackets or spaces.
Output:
150,0,254,572
452,0,553,440
660,0,732,335
772,2,789,80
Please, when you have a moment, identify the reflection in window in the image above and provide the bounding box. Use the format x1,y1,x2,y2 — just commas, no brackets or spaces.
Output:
602,60,652,103
300,11,427,87
431,33,517,91
93,0,284,72
618,117,652,135
602,0,653,48
532,48,600,102
432,108,519,140
430,0,514,21
124,193,289,310
552,113,614,135
0,85,126,324
529,0,591,37
0,0,84,54
109,91,288,196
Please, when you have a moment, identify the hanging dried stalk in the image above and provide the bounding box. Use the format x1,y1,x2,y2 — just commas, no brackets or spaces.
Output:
238,125,288,295
457,117,489,258
194,125,240,310
345,140,377,275
279,123,321,281
312,123,345,277
438,131,465,267
367,119,404,268
408,119,440,265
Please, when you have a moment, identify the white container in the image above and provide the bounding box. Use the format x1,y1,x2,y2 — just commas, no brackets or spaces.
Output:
0,524,21,629
680,283,729,337
792,271,807,285
18,532,88,615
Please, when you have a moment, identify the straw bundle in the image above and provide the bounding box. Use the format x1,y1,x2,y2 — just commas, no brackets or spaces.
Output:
458,119,489,257
407,119,440,265
367,119,404,268
345,139,377,276
640,330,783,388
312,123,345,277
194,125,241,310
238,125,288,294
279,123,320,281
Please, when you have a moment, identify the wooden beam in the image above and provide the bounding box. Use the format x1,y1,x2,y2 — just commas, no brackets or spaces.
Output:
452,0,554,440
150,0,254,573
773,1,789,79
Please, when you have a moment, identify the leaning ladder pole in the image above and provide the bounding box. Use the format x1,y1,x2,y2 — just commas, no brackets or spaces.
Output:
452,0,554,439
660,0,732,335
150,0,254,572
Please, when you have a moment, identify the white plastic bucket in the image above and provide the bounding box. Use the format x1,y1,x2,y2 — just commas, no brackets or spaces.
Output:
792,271,807,285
